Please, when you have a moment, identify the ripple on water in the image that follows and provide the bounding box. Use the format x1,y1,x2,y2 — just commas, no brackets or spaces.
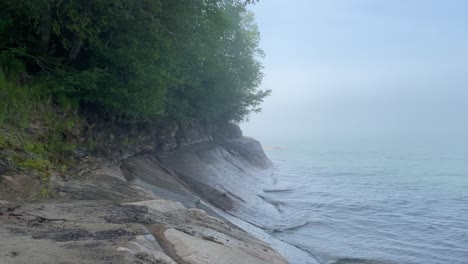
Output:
259,146,468,264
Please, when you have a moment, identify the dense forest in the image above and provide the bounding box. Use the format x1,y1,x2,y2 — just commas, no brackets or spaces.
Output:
0,0,268,124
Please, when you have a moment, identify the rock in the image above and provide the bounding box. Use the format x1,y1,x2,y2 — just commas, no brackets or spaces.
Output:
0,162,9,175
117,235,177,264
0,122,291,264
0,199,288,264
0,200,9,215
164,228,286,264
124,199,185,213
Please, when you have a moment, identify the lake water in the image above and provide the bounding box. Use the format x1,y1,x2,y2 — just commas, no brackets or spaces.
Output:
260,138,468,264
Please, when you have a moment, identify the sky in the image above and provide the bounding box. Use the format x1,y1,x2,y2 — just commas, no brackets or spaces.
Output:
241,0,468,144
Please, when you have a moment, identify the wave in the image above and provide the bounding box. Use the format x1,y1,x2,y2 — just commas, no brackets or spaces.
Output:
262,188,294,193
330,257,391,264
271,221,311,233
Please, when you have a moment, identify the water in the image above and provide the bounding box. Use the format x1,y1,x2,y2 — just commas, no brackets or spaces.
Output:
260,139,468,264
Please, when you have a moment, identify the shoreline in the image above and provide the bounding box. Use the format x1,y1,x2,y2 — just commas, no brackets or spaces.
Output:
0,122,290,264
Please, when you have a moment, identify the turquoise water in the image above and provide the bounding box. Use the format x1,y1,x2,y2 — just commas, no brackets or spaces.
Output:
261,139,468,264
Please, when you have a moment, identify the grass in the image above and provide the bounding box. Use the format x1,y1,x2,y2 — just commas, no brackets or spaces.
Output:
20,158,51,172
0,68,82,198
39,188,54,199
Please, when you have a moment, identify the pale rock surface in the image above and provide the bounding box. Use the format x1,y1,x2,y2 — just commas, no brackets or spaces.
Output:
0,123,291,264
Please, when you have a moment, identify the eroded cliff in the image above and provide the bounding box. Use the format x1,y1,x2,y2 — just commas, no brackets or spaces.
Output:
0,121,288,264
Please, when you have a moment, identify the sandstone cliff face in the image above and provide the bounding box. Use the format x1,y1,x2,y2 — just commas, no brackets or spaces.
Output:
80,120,245,157
0,121,289,264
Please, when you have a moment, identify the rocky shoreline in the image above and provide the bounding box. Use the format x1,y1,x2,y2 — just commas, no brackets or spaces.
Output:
0,122,289,264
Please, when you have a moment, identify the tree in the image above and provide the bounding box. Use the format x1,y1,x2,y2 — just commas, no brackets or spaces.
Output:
0,0,269,123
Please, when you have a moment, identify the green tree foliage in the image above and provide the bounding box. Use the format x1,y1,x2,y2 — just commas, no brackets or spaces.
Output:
0,0,269,122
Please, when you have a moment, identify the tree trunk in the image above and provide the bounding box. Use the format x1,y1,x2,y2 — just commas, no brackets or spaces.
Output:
66,32,83,64
39,3,52,53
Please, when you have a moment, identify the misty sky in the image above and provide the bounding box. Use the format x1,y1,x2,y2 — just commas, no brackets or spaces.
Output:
241,0,468,143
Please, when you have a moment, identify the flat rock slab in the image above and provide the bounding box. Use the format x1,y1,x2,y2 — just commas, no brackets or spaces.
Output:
0,200,288,264
165,228,286,264
124,199,185,213
0,136,290,264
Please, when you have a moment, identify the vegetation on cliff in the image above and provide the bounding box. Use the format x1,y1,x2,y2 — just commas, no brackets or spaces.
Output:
0,0,267,198
0,0,268,123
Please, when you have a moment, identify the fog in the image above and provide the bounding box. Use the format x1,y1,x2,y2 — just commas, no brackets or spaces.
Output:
241,0,468,145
